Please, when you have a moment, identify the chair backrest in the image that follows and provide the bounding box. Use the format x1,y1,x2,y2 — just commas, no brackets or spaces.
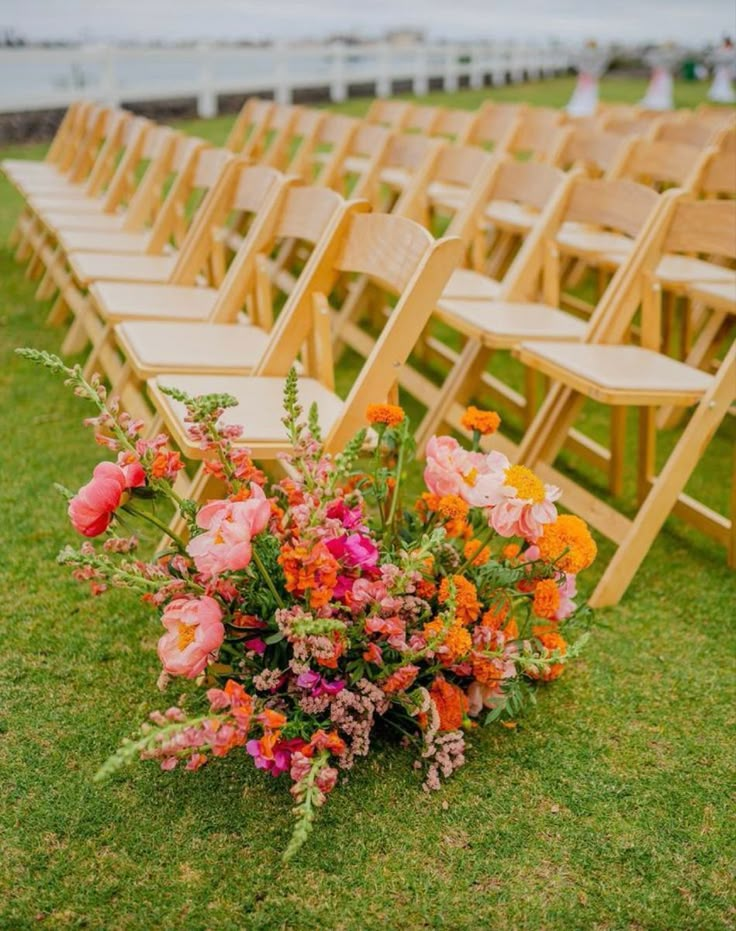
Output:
601,114,658,138
257,211,463,447
46,100,88,165
651,116,724,148
405,105,443,135
366,99,413,129
252,103,303,168
699,139,736,197
97,116,151,213
556,127,634,175
471,102,524,152
118,126,181,231
330,124,392,199
225,97,275,154
431,108,478,144
612,137,711,190
492,159,568,211
299,114,359,186
283,108,327,177
563,176,661,239
509,107,567,160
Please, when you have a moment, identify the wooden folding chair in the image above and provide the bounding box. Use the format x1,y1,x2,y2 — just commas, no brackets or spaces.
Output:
245,103,304,169
365,99,413,129
290,113,358,187
505,106,569,162
373,133,445,207
413,177,665,496
649,115,728,148
326,123,393,200
404,105,443,136
50,145,236,353
516,194,736,606
111,188,364,421
429,107,479,144
225,97,275,156
146,213,463,503
2,101,91,189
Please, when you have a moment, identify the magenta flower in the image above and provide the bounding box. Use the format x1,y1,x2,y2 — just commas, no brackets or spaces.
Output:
247,737,306,776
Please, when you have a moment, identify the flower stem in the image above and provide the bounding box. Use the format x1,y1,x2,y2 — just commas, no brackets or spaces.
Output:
251,545,285,609
121,504,187,553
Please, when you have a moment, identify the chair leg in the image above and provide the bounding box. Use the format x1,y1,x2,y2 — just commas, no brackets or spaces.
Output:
590,353,735,608
637,406,656,505
517,385,584,468
46,293,70,327
609,406,627,497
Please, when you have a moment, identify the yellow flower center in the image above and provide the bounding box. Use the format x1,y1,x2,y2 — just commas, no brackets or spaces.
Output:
177,622,196,651
462,467,478,487
504,465,545,503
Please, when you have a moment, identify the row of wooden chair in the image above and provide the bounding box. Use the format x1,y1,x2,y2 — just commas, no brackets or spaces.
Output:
3,97,734,609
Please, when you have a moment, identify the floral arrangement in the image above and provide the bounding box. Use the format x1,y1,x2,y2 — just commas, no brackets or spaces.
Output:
20,350,596,860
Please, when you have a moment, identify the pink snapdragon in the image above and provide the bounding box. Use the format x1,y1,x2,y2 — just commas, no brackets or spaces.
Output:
157,596,225,678
187,485,270,578
68,460,144,537
247,736,306,776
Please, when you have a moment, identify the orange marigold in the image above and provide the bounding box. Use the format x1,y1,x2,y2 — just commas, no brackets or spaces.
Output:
481,597,511,631
366,403,405,427
423,618,472,665
536,514,597,575
532,578,561,620
438,575,480,625
415,578,438,601
437,495,469,521
460,406,501,436
471,654,505,687
278,540,338,610
463,539,491,567
429,678,468,731
529,625,567,681
502,543,521,561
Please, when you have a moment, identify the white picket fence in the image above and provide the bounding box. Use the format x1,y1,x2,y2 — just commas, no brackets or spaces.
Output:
0,40,573,115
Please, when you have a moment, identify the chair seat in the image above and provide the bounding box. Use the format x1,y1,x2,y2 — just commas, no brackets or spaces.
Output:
38,210,127,234
18,180,88,200
343,155,370,175
686,279,736,312
441,268,502,301
58,229,149,254
91,281,219,323
379,166,411,190
115,321,268,378
28,194,107,215
517,342,713,405
427,181,469,212
69,251,176,286
435,299,588,347
556,223,633,257
484,199,538,233
148,374,344,456
655,254,736,288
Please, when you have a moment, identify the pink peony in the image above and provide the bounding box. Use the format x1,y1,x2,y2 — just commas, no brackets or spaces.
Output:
187,485,270,579
424,436,499,508
157,596,225,678
68,460,142,537
483,452,560,541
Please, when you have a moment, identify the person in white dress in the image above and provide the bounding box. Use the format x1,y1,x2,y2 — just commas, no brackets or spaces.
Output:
708,37,736,104
640,43,681,110
566,40,609,117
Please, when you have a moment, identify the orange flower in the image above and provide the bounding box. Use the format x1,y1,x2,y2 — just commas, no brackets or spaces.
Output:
150,450,183,479
423,618,472,665
481,597,511,631
366,403,405,427
278,540,338,610
382,664,420,694
460,406,501,436
415,578,437,601
316,631,345,670
471,654,505,687
303,729,347,757
416,491,441,517
429,678,468,731
438,575,480,625
532,579,561,620
463,539,490,567
536,514,597,575
437,495,469,521
502,543,521,561
257,708,288,730
529,626,567,681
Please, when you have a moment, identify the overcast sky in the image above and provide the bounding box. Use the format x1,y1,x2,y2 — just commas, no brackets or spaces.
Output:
0,0,733,45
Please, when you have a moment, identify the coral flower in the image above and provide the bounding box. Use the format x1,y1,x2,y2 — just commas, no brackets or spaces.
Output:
532,579,561,620
424,436,498,508
423,618,472,665
382,664,420,694
460,406,501,436
157,596,225,679
529,626,568,681
438,575,480,625
536,514,597,575
68,460,143,537
366,403,405,427
429,678,468,731
187,485,271,579
483,453,560,540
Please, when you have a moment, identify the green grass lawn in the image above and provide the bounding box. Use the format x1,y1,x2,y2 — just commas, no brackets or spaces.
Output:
1,79,735,930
